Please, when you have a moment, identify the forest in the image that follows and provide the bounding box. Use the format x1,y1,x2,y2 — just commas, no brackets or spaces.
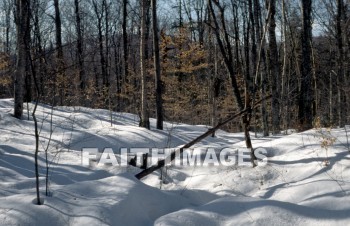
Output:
0,0,349,133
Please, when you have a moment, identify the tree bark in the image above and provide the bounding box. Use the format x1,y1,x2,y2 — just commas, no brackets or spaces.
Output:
92,0,108,91
251,0,269,137
103,0,110,89
152,0,163,130
298,0,313,130
4,0,12,54
139,0,150,129
281,0,288,131
74,0,85,91
54,0,65,105
336,0,345,127
33,0,43,96
14,0,30,119
122,0,129,83
266,0,280,134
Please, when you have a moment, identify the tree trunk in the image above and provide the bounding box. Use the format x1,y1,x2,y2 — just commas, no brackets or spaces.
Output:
266,0,280,134
14,0,30,119
93,0,108,91
298,0,313,130
281,0,288,131
103,0,110,89
113,33,122,111
24,59,32,102
152,0,163,130
32,0,45,97
251,0,269,137
336,0,345,127
4,1,11,54
122,0,129,83
54,0,65,105
139,0,150,129
74,0,85,91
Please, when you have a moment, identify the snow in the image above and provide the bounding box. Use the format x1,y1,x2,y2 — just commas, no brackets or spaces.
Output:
1,98,350,225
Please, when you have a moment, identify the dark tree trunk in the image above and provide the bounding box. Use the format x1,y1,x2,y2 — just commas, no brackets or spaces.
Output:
4,1,11,54
298,0,313,130
24,59,32,102
253,0,269,137
14,0,30,119
152,0,163,130
103,0,110,89
54,0,65,105
266,0,281,134
33,0,46,96
113,34,122,111
74,0,85,91
139,0,150,129
122,0,129,82
336,0,345,127
92,0,107,90
54,0,63,63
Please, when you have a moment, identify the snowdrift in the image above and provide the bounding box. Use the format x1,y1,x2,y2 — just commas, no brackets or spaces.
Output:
1,99,350,225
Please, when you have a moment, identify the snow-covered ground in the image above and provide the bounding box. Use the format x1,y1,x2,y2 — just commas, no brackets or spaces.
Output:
0,98,350,226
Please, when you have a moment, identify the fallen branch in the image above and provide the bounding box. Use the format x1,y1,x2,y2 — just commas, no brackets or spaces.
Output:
135,95,272,180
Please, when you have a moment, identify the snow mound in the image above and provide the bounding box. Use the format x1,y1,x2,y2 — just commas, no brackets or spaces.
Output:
1,98,350,225
0,174,190,226
155,196,350,226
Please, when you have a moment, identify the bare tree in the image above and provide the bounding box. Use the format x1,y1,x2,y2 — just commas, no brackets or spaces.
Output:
208,0,256,166
2,0,13,54
74,0,85,91
252,0,269,137
53,0,65,105
122,0,128,83
14,0,30,119
298,0,313,130
266,0,281,134
92,0,107,91
152,0,163,130
139,0,150,129
336,0,346,127
281,0,288,131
